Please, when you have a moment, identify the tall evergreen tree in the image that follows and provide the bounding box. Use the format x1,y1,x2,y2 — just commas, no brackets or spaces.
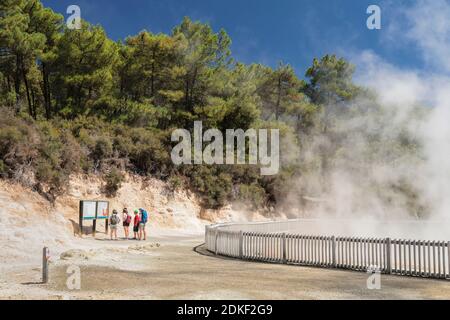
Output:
258,62,303,121
172,17,231,111
52,21,118,116
0,0,45,116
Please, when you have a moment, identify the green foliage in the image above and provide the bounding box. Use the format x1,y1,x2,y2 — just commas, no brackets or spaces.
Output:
35,158,64,189
304,54,360,106
167,175,185,193
104,167,124,197
128,128,171,176
189,166,233,208
0,160,6,176
0,113,38,174
52,21,118,117
92,136,113,163
119,31,182,105
258,62,303,121
238,184,268,208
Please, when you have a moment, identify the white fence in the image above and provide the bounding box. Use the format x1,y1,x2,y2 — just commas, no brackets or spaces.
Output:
205,221,450,280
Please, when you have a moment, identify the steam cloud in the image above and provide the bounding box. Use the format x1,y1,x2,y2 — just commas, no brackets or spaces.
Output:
280,0,450,239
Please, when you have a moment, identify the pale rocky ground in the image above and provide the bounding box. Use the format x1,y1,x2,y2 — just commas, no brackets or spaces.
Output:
0,176,449,300
2,233,450,300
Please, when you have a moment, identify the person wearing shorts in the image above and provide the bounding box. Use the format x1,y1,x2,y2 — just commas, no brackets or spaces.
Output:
109,209,120,240
132,210,140,240
138,208,148,241
122,208,131,239
139,221,146,241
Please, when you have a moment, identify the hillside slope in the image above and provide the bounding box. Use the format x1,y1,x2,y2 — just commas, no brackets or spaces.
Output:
0,174,268,270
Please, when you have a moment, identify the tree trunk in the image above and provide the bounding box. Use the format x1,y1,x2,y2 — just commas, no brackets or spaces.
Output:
6,75,12,92
184,74,190,109
41,62,52,120
275,76,282,120
189,67,198,109
14,55,22,114
77,84,83,112
22,67,34,119
31,85,37,119
150,48,156,97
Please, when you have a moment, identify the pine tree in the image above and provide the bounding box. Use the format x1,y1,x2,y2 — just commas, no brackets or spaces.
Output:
172,17,231,111
52,21,118,116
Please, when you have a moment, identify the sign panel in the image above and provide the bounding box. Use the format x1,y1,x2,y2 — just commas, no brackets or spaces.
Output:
96,201,109,219
81,201,97,220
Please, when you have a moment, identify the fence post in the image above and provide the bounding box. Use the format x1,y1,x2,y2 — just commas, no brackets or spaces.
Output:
282,233,287,264
386,237,392,274
239,231,244,259
447,241,450,279
79,202,83,236
332,236,336,267
42,247,49,284
215,229,219,255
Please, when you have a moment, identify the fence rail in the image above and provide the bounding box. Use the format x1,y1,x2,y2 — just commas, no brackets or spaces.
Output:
205,222,450,280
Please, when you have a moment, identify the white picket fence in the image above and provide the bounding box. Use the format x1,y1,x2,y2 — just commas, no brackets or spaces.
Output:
205,222,450,280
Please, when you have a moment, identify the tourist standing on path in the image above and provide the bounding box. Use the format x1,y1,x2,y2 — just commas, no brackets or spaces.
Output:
109,209,120,240
133,209,141,240
139,208,148,241
122,208,131,239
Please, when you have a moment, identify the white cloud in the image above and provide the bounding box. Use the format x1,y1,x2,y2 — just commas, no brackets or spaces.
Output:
388,0,450,73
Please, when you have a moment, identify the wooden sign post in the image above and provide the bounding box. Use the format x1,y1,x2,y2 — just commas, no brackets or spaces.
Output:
78,203,83,236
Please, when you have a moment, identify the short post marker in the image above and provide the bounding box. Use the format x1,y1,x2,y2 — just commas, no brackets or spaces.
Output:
42,247,50,284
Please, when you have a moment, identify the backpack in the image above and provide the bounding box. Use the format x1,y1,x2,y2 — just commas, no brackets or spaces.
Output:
140,210,148,224
125,214,132,224
111,214,119,225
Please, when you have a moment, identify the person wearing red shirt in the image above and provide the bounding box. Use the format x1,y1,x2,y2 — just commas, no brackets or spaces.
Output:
132,209,141,240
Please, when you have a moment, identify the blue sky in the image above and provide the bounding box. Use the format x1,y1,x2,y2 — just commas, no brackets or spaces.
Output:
41,0,425,78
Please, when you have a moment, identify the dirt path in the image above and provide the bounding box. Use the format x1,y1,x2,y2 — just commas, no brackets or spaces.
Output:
1,232,450,300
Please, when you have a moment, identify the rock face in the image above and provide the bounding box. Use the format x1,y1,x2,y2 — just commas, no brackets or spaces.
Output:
60,174,269,230
0,180,75,268
62,174,207,232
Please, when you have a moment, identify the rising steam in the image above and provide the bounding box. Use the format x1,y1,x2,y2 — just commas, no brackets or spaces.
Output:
280,0,450,238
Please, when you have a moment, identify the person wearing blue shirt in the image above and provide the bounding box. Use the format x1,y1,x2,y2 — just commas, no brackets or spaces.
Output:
138,208,148,241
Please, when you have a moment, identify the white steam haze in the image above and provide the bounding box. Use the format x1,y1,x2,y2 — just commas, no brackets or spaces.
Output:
280,0,450,239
